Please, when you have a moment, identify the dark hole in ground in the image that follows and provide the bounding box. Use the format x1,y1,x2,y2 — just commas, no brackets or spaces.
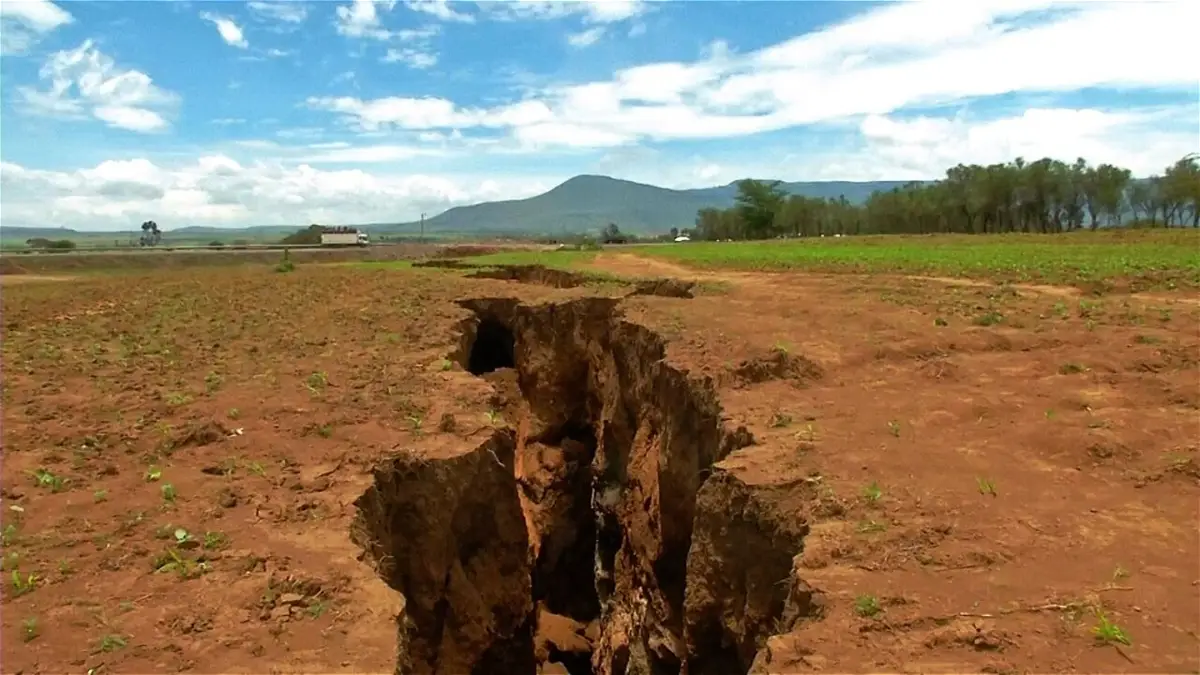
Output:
467,317,516,375
549,645,594,675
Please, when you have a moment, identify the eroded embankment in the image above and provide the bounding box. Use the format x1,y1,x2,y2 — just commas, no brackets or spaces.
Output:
351,297,815,674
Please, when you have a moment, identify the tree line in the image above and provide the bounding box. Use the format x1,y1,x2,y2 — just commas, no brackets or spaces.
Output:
694,154,1200,240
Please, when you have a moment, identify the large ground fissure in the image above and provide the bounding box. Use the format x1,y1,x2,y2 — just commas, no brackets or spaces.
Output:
352,297,814,674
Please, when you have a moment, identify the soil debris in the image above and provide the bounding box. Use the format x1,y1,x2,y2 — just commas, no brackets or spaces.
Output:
732,348,824,387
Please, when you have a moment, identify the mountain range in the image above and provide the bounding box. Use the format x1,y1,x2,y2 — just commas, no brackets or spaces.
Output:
1,175,915,240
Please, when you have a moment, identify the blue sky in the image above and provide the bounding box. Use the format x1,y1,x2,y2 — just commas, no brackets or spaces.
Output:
0,0,1196,230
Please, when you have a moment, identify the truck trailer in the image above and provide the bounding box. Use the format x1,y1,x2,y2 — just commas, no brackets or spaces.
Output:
319,227,369,247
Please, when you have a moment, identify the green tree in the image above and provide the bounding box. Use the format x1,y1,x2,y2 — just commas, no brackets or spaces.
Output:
734,179,787,239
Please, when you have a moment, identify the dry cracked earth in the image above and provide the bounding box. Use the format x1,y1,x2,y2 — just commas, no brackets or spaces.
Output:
1,254,1198,675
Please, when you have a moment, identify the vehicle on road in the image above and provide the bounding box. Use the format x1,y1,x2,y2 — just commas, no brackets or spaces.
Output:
320,226,370,247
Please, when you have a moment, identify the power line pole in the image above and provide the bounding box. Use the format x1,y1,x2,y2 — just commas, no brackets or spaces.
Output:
420,212,426,243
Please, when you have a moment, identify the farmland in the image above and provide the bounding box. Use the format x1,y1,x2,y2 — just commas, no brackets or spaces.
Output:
1,232,1197,674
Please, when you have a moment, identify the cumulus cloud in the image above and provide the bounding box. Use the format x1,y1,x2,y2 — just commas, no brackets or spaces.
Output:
315,1,1198,151
567,26,605,48
201,13,250,48
335,0,400,39
16,40,179,133
405,0,474,23
0,156,553,229
0,0,72,55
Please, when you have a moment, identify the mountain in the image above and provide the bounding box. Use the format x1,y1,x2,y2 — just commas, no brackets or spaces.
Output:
391,175,917,235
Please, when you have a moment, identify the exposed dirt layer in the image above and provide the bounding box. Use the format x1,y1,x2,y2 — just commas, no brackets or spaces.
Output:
353,296,797,673
1,257,1197,674
465,264,591,288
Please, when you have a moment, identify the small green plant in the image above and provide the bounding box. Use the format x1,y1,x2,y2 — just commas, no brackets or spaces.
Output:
973,311,1003,327
93,489,108,503
145,465,163,482
58,559,73,575
98,633,128,652
1111,565,1129,581
854,594,882,617
862,481,883,504
2,524,20,547
247,461,266,477
203,531,229,550
305,371,328,393
1058,362,1086,375
306,600,330,619
407,415,424,433
227,407,241,420
1133,334,1160,345
164,391,191,406
438,358,453,371
204,371,223,393
152,547,208,579
1092,611,1131,645
977,477,997,496
31,468,66,493
317,424,333,438
275,249,295,273
485,409,503,424
161,483,177,503
21,617,38,642
933,316,948,327
886,420,901,437
10,569,38,596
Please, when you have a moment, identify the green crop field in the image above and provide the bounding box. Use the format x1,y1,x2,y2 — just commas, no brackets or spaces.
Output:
465,230,1200,291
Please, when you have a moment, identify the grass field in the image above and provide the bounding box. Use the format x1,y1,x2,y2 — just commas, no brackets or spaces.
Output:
460,230,1200,291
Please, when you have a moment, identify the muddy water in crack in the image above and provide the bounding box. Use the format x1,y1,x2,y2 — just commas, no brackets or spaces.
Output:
351,297,808,675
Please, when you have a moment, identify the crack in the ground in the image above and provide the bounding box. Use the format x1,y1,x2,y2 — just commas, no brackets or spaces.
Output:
351,297,816,675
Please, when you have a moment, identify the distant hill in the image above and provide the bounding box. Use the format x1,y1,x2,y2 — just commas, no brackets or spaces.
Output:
0,176,920,241
386,175,916,235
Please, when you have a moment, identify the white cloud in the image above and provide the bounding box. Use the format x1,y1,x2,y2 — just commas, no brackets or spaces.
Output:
0,0,72,55
851,106,1199,181
567,26,605,48
0,156,552,229
336,0,400,39
16,40,179,133
201,13,250,49
247,1,309,25
313,0,1198,153
483,0,647,24
383,47,437,68
405,0,474,23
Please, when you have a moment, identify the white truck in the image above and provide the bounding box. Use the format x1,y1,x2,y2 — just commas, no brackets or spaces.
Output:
319,228,370,247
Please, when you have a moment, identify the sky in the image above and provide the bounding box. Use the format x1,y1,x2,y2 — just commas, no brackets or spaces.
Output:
0,0,1197,231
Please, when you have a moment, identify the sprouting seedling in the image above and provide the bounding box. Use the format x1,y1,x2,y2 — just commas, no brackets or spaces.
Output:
145,466,163,482
407,415,423,432
10,569,38,596
94,489,108,503
438,358,453,371
854,594,882,617
886,420,901,438
485,410,503,424
204,371,223,393
768,411,792,428
98,634,128,652
21,617,38,642
977,477,997,496
862,481,883,504
203,531,229,550
2,524,18,547
305,371,328,393
1111,565,1129,581
1092,611,1131,645
161,483,177,503
31,468,65,492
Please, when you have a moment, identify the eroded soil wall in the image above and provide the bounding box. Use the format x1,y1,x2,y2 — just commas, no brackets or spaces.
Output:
352,297,806,674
